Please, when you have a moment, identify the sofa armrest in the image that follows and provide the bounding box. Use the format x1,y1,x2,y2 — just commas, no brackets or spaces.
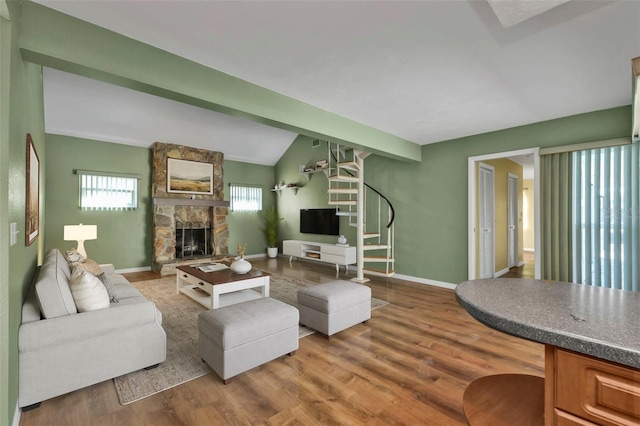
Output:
99,263,115,274
19,301,161,352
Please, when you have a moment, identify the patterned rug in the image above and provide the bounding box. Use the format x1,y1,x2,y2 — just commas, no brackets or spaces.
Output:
113,273,388,405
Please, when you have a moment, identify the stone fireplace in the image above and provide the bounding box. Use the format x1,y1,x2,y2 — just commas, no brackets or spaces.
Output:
151,142,229,274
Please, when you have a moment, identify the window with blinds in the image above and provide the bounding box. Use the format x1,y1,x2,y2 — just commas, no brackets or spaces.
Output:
230,184,262,212
78,171,139,210
571,143,640,291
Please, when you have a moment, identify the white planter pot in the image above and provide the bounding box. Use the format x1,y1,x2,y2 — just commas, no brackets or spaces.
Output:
267,246,278,258
230,258,252,274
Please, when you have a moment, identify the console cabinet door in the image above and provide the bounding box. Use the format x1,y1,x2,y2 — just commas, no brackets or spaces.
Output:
282,240,302,257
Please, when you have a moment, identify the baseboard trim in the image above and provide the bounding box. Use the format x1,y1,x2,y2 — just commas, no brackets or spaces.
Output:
495,267,509,277
244,253,267,260
392,273,457,290
518,260,525,267
13,402,20,426
114,266,151,274
523,248,535,252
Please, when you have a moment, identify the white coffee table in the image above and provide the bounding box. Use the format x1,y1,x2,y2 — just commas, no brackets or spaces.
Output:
176,264,270,309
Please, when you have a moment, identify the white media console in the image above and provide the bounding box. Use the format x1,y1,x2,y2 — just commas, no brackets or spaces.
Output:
283,240,356,272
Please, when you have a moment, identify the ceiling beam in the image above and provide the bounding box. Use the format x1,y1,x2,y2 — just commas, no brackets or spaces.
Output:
19,2,421,163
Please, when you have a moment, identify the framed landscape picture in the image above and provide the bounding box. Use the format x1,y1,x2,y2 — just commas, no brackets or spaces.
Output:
167,158,214,195
25,134,39,246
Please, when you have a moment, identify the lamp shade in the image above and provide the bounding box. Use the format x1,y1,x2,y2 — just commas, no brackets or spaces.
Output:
64,224,97,241
64,224,97,258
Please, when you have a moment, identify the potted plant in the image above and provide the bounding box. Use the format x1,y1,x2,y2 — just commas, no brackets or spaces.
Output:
261,205,284,258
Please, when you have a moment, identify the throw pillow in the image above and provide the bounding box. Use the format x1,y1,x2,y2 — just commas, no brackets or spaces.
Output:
74,259,103,276
64,248,85,265
97,273,119,303
69,268,110,312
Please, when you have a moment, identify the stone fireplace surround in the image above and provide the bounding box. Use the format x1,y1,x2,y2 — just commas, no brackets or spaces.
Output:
152,142,229,275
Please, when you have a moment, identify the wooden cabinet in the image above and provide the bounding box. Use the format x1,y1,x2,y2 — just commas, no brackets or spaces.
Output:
547,347,640,426
283,240,356,272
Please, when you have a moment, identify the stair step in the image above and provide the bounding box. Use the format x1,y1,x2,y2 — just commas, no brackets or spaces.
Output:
329,200,357,206
336,211,357,217
328,175,359,183
328,188,358,195
338,161,360,171
363,256,395,262
363,244,389,250
363,233,381,239
363,267,395,277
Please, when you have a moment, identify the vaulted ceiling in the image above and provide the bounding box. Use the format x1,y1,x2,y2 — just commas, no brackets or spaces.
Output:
36,0,640,165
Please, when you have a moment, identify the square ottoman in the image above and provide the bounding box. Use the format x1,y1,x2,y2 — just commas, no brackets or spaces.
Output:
198,297,299,384
297,280,371,337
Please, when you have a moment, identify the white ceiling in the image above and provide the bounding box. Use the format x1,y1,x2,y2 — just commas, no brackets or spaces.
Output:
36,0,640,165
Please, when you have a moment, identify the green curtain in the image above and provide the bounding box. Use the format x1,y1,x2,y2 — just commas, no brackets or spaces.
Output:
540,152,572,282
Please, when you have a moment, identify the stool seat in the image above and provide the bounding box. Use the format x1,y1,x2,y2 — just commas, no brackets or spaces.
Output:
198,298,298,383
297,280,371,337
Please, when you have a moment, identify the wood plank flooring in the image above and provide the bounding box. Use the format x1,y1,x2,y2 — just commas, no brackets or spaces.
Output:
20,257,544,425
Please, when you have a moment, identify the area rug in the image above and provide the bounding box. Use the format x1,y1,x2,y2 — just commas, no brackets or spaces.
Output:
113,273,389,405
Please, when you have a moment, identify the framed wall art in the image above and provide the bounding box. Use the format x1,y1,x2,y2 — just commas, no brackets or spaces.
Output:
167,158,214,195
25,134,39,245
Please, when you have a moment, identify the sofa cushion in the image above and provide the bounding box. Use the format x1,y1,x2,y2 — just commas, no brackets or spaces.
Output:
64,248,85,265
96,273,119,303
74,259,103,276
69,268,110,312
36,250,78,319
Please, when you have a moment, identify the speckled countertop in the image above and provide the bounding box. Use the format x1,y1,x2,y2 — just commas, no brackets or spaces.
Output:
456,279,640,369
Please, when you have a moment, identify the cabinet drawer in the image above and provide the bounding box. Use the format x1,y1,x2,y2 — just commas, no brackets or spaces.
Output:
321,253,350,265
322,245,347,255
283,241,301,257
555,409,599,426
555,349,640,426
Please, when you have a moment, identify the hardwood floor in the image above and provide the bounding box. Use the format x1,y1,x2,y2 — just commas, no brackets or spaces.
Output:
499,251,535,279
20,258,544,425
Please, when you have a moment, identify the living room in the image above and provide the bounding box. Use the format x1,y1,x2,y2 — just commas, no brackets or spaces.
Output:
2,1,640,425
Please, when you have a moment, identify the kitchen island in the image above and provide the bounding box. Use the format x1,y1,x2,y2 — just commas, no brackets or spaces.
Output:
456,278,640,426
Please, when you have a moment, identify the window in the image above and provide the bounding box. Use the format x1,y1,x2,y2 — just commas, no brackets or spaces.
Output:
77,170,140,210
229,184,262,212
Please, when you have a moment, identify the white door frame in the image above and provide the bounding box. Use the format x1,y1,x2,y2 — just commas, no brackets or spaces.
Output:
468,148,541,280
507,173,518,269
478,162,495,278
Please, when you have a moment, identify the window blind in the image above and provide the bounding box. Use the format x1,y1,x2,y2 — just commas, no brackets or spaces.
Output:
571,143,640,291
229,184,262,212
78,171,139,210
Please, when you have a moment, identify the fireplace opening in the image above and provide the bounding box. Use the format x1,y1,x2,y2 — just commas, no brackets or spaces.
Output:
175,218,213,259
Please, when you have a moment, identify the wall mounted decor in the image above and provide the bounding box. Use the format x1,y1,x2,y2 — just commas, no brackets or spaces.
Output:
167,158,214,195
25,134,39,245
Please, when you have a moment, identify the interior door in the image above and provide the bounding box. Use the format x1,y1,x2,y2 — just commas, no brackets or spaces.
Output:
479,163,495,279
508,174,518,268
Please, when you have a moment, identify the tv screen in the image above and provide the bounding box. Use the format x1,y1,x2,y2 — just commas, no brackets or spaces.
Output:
300,208,339,236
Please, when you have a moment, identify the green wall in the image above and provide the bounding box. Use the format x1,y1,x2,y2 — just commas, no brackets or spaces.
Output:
275,135,357,246
45,134,276,268
277,107,631,285
2,1,47,423
44,135,153,268
224,161,276,257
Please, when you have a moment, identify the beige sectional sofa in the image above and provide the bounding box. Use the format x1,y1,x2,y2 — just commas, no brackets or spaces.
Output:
18,249,166,409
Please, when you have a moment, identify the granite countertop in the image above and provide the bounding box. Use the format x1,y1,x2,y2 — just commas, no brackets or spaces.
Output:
456,279,640,369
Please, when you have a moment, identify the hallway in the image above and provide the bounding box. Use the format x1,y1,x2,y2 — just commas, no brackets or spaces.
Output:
500,251,535,279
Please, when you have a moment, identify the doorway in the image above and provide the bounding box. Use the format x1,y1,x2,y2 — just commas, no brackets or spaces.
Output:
468,148,540,280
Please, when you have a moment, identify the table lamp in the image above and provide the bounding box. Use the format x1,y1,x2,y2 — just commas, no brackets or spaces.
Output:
63,224,97,258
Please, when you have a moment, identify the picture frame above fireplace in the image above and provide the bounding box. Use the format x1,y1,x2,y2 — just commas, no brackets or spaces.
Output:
167,158,214,195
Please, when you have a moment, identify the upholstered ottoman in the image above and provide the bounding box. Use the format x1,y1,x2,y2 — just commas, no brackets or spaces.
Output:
297,281,371,337
198,297,299,384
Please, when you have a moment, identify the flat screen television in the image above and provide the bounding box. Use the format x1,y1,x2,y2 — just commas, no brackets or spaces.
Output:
300,208,339,236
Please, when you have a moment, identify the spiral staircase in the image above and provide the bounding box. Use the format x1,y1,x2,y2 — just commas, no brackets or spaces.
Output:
326,143,395,282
